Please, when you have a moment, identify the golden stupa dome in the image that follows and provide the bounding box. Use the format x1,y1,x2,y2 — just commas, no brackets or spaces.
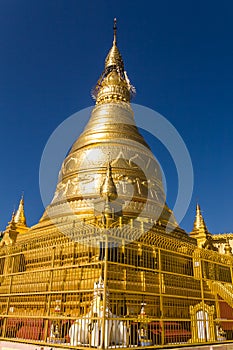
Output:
39,20,177,230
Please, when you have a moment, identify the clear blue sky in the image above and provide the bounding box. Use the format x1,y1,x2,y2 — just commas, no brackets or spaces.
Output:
0,0,232,233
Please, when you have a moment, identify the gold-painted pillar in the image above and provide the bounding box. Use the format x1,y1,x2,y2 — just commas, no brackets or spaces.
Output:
158,248,164,345
2,255,14,338
209,305,216,342
229,257,233,284
100,235,108,349
193,249,202,279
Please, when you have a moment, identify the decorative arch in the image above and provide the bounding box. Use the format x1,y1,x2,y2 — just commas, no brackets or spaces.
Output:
190,303,215,342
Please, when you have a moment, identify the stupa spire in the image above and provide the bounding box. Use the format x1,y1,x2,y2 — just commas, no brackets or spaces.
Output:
10,210,16,226
104,18,124,70
192,203,208,234
99,163,119,227
11,195,29,234
100,162,118,203
0,210,18,247
190,203,217,251
14,194,27,227
113,17,117,45
92,18,135,104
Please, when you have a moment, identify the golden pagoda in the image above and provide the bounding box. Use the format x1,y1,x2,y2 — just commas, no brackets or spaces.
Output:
1,20,233,349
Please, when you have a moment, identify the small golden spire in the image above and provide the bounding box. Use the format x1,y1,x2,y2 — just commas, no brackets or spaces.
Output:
191,203,218,251
192,203,208,234
14,194,27,227
10,210,16,225
0,210,18,247
99,163,118,227
113,18,117,45
4,209,16,232
92,18,135,104
224,238,232,256
100,163,118,202
105,19,124,71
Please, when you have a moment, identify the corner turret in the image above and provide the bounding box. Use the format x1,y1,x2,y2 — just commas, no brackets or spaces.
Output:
0,212,18,247
14,195,29,234
190,204,217,251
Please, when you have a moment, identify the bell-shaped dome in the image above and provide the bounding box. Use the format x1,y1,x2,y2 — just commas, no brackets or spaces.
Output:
38,20,177,231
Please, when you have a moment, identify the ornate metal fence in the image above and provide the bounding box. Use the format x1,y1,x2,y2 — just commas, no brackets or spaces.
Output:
0,225,233,348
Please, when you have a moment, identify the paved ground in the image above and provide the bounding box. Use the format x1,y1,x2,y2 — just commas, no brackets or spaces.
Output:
1,341,233,350
170,345,233,350
0,341,65,350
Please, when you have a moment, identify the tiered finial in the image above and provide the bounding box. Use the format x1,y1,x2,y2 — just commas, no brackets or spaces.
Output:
14,194,27,226
92,18,135,104
104,19,124,71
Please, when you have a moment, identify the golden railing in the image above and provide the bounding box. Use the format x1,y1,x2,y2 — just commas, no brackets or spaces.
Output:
0,222,233,348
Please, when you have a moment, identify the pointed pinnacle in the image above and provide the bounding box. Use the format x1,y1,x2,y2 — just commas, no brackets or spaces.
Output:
113,18,117,45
